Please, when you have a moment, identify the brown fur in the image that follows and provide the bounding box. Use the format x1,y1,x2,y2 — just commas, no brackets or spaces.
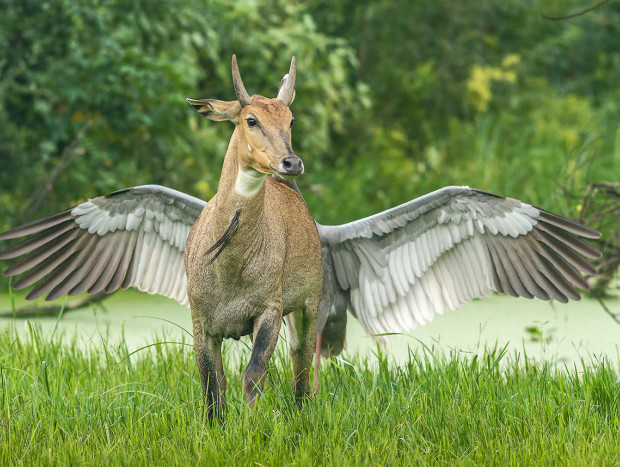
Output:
185,90,323,423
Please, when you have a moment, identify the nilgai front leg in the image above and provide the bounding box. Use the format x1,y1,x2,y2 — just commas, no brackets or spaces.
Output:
285,300,319,403
243,309,282,409
193,333,226,424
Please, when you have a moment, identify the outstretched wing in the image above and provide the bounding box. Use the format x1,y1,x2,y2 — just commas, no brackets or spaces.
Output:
318,186,601,336
0,185,206,305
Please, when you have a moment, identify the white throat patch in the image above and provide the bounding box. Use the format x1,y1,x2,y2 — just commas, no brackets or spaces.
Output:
235,168,266,197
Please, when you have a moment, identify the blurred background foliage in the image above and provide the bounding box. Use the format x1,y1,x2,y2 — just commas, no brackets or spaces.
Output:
0,0,618,230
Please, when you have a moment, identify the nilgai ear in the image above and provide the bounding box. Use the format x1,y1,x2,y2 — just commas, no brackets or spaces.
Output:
186,99,241,123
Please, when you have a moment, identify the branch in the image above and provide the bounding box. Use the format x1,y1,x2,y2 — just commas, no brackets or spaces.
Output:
598,298,620,326
541,0,612,21
22,120,93,216
1,291,111,318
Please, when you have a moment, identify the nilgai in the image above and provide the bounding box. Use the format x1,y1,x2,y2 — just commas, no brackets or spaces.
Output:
0,56,601,414
183,55,323,422
0,56,324,423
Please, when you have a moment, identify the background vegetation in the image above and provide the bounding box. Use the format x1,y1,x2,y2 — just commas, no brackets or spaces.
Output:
0,0,618,230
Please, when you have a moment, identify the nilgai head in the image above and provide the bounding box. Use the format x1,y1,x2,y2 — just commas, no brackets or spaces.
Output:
187,55,302,178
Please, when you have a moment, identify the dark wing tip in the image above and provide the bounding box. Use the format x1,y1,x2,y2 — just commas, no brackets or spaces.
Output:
0,211,74,241
538,210,602,239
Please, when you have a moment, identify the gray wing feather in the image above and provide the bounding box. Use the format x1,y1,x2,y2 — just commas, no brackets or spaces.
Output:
318,186,601,337
0,185,206,305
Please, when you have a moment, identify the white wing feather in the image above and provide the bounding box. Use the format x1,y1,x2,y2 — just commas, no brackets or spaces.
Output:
0,185,206,305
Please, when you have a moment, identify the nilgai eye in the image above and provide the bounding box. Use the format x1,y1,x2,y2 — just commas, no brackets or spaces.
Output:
290,119,295,128
246,117,257,127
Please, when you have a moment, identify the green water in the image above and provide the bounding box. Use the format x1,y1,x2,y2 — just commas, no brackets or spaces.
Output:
1,289,618,369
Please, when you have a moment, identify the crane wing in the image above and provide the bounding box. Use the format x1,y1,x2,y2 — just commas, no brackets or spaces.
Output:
318,186,601,335
0,185,206,305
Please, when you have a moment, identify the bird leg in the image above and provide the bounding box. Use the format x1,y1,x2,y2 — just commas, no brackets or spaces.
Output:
313,332,322,393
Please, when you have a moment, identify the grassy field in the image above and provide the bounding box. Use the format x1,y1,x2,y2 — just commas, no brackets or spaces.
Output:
1,322,619,466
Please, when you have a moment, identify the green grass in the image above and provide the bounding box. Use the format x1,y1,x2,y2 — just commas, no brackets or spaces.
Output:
0,323,619,466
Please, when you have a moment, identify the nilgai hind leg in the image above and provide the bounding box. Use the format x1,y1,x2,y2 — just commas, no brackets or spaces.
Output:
285,299,320,402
